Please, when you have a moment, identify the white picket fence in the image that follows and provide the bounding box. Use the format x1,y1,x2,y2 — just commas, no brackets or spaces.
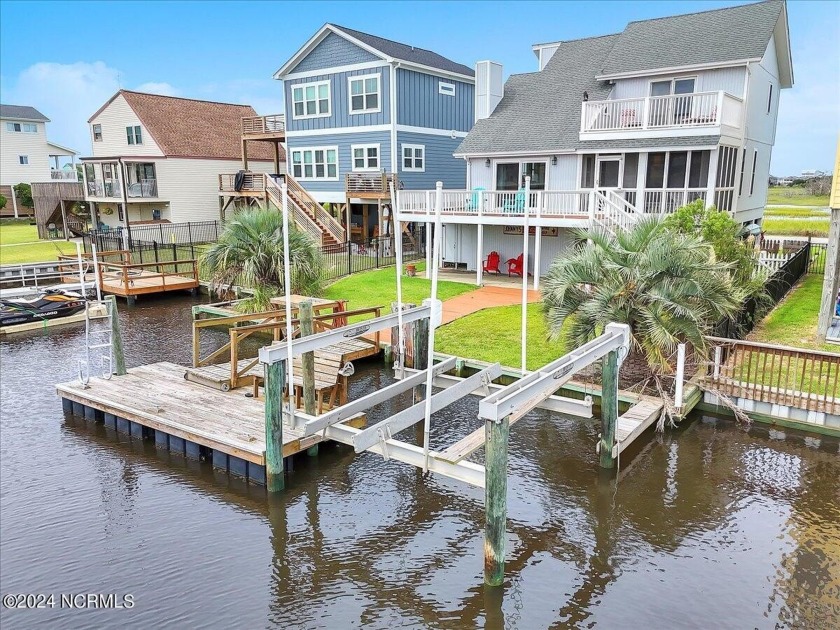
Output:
758,251,794,272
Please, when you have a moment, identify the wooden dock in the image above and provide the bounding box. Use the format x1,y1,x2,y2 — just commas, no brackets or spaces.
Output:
55,362,366,485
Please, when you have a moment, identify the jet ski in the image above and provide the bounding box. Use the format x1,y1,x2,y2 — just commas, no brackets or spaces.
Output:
0,289,87,327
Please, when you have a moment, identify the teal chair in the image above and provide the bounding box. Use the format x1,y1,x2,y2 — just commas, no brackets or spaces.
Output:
466,187,486,211
503,189,526,213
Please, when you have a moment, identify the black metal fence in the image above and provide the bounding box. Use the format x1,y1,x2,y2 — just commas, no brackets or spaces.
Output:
761,237,827,275
320,231,426,283
714,241,815,339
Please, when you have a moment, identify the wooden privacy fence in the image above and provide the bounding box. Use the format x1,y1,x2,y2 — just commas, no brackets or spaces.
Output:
704,336,840,415
193,306,383,390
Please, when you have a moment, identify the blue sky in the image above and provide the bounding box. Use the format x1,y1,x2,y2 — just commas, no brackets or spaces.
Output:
1,0,836,174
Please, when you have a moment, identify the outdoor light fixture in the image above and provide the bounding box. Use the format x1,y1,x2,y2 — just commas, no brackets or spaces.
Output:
552,155,557,165
485,158,491,167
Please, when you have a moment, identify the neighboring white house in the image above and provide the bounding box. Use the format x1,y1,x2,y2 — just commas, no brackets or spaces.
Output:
395,0,794,288
82,90,281,229
1,104,77,215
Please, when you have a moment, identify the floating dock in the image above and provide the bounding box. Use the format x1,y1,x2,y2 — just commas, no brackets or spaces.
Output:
55,362,366,485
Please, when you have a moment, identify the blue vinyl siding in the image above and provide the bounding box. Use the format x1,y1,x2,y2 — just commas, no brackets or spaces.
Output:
288,32,381,74
397,131,466,189
396,69,474,132
285,67,390,131
287,131,391,193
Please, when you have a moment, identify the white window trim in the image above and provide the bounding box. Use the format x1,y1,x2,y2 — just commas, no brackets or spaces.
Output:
291,80,332,120
92,124,103,142
438,81,456,96
749,148,758,196
290,145,339,181
347,73,381,115
401,144,425,173
648,75,698,95
351,143,380,172
18,155,29,165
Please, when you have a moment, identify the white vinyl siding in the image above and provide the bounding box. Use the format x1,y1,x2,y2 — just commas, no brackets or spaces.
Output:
291,146,339,180
292,80,331,119
89,94,164,157
348,74,380,114
351,144,379,171
0,118,55,186
402,144,424,172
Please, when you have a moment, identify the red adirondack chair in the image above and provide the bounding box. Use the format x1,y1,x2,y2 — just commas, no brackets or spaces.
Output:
483,251,502,275
506,253,527,277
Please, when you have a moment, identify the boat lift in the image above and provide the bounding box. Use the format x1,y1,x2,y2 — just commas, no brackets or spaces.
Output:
259,181,631,586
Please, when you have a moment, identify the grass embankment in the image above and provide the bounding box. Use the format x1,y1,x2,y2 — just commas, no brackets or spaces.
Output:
750,275,836,353
762,217,830,238
322,263,475,320
766,186,829,207
436,303,570,371
763,207,830,218
0,220,78,264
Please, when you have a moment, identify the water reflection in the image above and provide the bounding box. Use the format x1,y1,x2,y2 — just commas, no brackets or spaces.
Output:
1,295,839,628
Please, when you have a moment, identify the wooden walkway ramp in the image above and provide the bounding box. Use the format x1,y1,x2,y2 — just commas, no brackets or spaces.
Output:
55,362,365,485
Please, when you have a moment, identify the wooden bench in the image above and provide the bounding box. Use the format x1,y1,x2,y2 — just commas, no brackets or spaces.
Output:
252,351,348,414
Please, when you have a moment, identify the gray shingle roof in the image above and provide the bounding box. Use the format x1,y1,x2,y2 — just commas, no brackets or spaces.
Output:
598,1,784,77
457,1,784,156
0,104,49,122
456,34,618,155
331,24,474,77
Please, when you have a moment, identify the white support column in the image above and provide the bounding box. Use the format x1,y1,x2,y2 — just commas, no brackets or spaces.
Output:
636,152,647,211
706,147,720,209
533,190,542,290
476,190,484,286
521,176,531,374
10,185,18,219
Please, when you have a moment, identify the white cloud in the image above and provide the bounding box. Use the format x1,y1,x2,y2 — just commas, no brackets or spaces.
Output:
134,82,180,97
0,61,121,156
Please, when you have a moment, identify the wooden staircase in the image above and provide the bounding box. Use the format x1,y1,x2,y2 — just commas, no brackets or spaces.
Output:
264,175,344,248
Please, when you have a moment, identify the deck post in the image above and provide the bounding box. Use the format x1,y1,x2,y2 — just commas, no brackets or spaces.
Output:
107,295,126,376
484,414,509,587
300,300,318,456
264,359,286,492
816,208,840,342
599,349,618,469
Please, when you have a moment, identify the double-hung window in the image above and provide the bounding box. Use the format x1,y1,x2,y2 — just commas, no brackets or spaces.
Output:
292,81,331,119
93,124,103,141
352,144,379,171
402,144,424,172
126,125,142,145
291,147,338,180
18,155,29,165
348,74,380,114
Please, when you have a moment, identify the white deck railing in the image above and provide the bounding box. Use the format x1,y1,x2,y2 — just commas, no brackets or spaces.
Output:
581,91,743,133
50,170,79,181
641,189,707,214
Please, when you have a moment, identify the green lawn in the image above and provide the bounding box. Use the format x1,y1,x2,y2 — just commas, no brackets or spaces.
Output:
0,220,40,245
763,207,830,218
762,217,830,237
766,186,829,207
436,303,570,371
750,274,835,352
322,263,476,319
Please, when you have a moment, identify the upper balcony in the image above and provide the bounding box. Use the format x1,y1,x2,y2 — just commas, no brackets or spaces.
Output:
580,91,743,141
345,172,398,200
241,114,285,140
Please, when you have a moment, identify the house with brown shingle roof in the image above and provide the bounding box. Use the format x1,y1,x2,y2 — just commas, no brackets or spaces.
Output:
80,90,284,228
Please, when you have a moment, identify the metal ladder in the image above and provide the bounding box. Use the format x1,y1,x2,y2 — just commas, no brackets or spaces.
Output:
78,243,113,386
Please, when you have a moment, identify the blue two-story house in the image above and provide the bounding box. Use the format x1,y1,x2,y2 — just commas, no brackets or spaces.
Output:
275,23,474,241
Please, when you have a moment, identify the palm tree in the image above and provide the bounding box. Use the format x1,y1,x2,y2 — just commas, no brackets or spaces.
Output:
542,217,746,382
201,208,323,311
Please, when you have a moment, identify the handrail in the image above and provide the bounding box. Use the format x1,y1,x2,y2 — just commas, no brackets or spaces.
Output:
704,336,840,415
285,175,345,243
242,114,285,135
219,172,267,193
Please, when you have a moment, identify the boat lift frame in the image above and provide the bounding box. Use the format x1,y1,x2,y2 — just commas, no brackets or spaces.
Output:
260,182,632,586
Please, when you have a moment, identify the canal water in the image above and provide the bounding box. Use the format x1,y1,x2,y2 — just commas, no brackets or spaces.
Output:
1,295,838,629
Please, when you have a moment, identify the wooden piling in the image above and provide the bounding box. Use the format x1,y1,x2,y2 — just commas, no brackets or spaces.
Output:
599,349,618,469
107,295,126,376
300,300,318,456
412,315,430,440
484,415,509,587
264,360,286,492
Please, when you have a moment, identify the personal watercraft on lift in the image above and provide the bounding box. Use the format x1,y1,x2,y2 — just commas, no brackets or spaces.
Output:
0,289,87,327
